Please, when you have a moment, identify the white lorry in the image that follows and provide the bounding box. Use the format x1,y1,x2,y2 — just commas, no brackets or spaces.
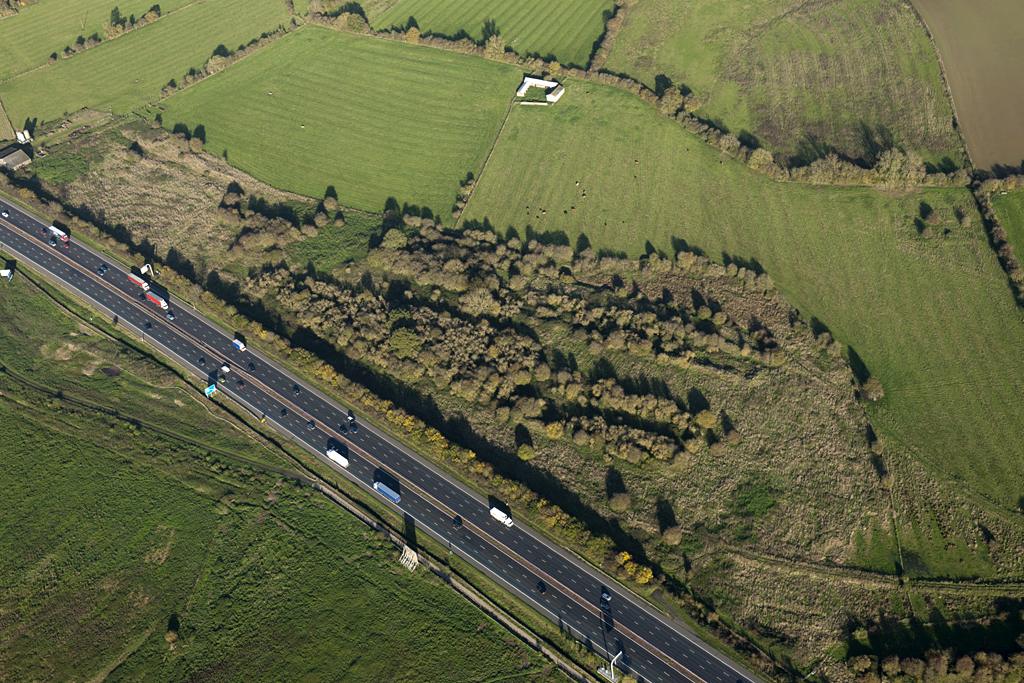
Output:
489,506,514,528
326,448,349,468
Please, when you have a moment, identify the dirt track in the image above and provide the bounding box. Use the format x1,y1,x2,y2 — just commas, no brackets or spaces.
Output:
911,0,1024,170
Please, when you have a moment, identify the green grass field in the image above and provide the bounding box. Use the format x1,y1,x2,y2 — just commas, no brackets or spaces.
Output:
462,80,1024,520
0,0,194,82
0,267,558,682
370,0,614,67
287,211,382,271
0,0,289,127
160,26,520,215
993,189,1024,258
603,0,963,166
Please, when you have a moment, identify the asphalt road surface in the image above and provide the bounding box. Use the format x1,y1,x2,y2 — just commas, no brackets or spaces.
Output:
0,198,762,683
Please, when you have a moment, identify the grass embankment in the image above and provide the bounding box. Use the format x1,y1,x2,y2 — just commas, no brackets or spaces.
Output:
993,189,1024,258
370,0,614,67
0,0,194,82
462,80,1024,567
0,268,560,682
0,0,289,126
603,0,963,166
160,26,520,216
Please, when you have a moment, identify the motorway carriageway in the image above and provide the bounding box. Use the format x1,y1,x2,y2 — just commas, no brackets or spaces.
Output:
0,199,761,683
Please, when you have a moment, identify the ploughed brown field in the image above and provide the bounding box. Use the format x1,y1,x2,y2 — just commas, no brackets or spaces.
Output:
910,0,1024,170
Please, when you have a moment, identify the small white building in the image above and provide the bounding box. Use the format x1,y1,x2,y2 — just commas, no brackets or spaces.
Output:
516,76,565,104
545,84,565,103
15,130,32,144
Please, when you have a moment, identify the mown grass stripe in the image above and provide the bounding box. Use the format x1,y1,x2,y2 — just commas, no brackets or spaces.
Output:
160,26,519,215
0,0,195,82
372,0,613,67
0,0,290,126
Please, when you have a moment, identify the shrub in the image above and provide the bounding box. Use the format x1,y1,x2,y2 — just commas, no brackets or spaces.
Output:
662,525,684,546
881,656,901,677
381,228,408,250
609,492,631,513
862,377,885,401
694,409,718,430
516,444,536,461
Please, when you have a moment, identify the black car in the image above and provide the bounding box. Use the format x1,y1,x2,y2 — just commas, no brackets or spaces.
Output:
452,515,463,529
138,291,146,301
293,384,301,396
306,419,316,431
349,421,358,434
247,361,256,371
96,263,108,276
600,586,612,604
347,409,355,422
280,407,288,417
338,422,348,434
144,321,152,330
236,379,246,389
48,237,57,247
536,580,548,595
198,356,206,366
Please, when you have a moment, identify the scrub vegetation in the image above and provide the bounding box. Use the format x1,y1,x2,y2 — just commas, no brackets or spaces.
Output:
369,0,614,67
0,256,559,683
160,26,519,217
462,80,1024,519
6,3,1024,680
602,0,963,166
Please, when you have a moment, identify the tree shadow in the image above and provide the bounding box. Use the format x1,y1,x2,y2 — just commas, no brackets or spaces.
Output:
919,201,933,222
808,316,831,339
846,345,870,385
787,133,838,167
514,423,533,448
671,236,705,257
737,130,760,150
605,468,626,497
847,599,1024,658
858,122,895,166
653,74,673,98
655,498,677,533
548,348,577,372
686,387,709,414
403,513,418,550
925,156,959,174
525,225,570,247
481,18,499,41
721,251,764,275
